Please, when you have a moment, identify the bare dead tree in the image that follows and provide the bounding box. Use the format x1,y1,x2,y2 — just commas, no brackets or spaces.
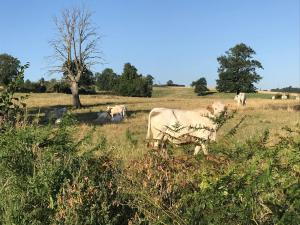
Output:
49,7,101,108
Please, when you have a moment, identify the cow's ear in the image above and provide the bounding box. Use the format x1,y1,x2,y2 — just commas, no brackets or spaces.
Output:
207,105,214,114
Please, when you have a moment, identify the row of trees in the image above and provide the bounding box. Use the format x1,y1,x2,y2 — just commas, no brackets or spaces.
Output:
271,86,300,93
96,63,153,97
0,52,152,96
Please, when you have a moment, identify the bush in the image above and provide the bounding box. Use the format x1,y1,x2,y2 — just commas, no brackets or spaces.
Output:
52,81,71,94
78,86,96,95
18,79,47,93
125,123,300,224
0,64,28,126
0,118,134,224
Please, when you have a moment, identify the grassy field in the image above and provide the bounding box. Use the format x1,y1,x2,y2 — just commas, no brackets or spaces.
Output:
23,86,300,162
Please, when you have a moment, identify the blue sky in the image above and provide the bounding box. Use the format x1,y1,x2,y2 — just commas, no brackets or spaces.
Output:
0,0,299,89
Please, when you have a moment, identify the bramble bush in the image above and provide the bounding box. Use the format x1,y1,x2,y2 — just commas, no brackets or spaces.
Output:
0,116,135,224
125,123,300,224
0,65,134,224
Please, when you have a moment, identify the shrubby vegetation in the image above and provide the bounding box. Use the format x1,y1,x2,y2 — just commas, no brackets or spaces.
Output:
17,71,96,95
1,65,299,224
0,67,134,224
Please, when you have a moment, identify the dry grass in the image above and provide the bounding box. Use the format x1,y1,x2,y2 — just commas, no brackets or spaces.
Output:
23,87,300,161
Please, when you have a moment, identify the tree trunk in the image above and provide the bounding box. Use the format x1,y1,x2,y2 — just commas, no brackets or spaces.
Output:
70,81,82,109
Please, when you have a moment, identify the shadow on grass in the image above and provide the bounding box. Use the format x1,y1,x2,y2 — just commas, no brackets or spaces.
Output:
197,91,217,96
27,107,151,126
74,109,151,125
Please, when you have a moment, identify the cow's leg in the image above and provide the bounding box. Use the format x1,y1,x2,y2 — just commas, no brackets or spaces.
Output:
194,145,201,155
201,143,208,155
153,140,160,148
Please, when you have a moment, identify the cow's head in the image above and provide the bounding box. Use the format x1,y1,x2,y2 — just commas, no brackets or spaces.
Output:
106,106,113,112
207,102,226,117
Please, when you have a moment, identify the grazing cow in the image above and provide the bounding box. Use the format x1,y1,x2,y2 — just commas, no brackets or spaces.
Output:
234,93,246,106
146,102,226,155
272,96,276,100
281,95,288,100
95,111,111,124
107,105,127,118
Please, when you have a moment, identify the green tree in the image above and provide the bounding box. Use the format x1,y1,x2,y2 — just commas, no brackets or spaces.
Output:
0,54,21,86
79,69,95,87
95,68,119,91
122,63,139,80
166,80,174,86
216,43,263,93
117,63,152,97
191,77,208,95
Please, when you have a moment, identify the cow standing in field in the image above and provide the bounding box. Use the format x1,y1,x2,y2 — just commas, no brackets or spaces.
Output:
146,102,226,155
296,95,300,101
234,92,246,106
272,96,276,100
107,105,127,119
281,95,288,100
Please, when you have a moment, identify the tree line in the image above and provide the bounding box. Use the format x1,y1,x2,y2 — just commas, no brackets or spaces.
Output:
0,55,153,97
271,86,300,93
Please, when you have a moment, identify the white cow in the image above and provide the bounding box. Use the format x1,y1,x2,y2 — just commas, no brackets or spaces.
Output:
95,111,111,124
146,102,226,155
234,93,246,106
282,95,288,100
296,95,300,101
107,105,127,118
272,96,276,100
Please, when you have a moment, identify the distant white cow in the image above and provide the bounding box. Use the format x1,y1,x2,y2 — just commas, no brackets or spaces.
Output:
282,95,288,100
95,111,111,124
234,93,246,106
146,102,226,155
296,95,300,101
107,105,127,118
272,96,276,100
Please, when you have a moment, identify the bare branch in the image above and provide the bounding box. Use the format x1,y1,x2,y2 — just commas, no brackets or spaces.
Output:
49,7,102,82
